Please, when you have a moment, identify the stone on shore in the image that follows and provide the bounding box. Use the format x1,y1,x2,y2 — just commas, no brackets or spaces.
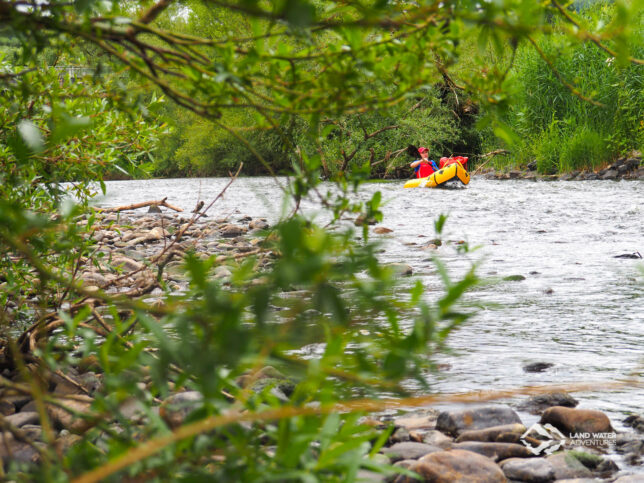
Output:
159,391,203,429
517,392,578,415
545,452,593,480
499,457,555,482
422,430,454,449
453,441,535,461
4,411,40,428
456,423,526,443
540,406,613,435
436,406,522,437
394,449,507,483
380,442,442,462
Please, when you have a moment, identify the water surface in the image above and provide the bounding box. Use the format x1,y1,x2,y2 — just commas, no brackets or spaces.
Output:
96,177,643,430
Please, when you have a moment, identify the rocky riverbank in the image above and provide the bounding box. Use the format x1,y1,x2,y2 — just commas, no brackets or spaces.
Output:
1,204,642,479
474,153,643,182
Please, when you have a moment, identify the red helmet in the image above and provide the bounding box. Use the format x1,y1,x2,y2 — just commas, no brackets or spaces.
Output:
418,147,428,154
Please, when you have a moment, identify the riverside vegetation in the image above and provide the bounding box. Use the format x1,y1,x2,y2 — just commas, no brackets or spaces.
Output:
0,0,642,481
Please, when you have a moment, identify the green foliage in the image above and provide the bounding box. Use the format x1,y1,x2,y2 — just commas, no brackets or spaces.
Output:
0,0,641,480
489,1,644,173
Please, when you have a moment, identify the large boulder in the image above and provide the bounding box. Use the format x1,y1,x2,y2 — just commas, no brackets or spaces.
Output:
499,457,556,483
436,406,522,437
540,407,613,435
395,449,507,483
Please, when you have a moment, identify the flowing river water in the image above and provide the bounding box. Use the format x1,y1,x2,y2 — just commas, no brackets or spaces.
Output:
96,177,643,435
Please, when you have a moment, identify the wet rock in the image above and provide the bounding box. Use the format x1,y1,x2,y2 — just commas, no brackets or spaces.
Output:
614,432,644,456
523,362,555,373
395,449,506,483
236,366,296,398
80,272,108,287
373,227,393,234
614,252,642,259
500,457,555,482
213,266,232,279
48,397,93,431
387,263,413,276
354,215,378,226
159,391,203,429
453,441,534,461
613,476,644,483
394,411,439,431
436,406,523,437
456,423,526,443
389,426,412,444
4,411,40,427
545,452,593,479
249,219,269,230
380,442,442,462
111,255,144,272
219,224,247,238
624,414,644,433
517,392,578,415
422,430,454,449
600,169,618,180
0,437,42,467
503,274,526,281
148,205,162,213
540,406,613,435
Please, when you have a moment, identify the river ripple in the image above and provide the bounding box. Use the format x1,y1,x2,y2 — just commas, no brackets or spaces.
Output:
96,177,643,427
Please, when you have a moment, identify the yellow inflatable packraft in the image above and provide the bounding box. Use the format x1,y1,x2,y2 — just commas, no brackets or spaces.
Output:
404,162,470,188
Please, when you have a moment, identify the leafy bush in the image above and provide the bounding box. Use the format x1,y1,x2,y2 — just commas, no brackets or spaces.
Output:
488,1,643,173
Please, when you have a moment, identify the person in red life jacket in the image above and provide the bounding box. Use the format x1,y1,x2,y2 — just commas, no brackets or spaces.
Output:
410,147,439,178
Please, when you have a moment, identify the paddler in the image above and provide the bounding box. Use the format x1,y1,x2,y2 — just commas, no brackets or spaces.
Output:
410,146,439,178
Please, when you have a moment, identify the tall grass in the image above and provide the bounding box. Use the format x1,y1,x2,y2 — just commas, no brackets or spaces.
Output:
494,2,643,173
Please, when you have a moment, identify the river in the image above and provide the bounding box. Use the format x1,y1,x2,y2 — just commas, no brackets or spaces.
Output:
95,177,643,435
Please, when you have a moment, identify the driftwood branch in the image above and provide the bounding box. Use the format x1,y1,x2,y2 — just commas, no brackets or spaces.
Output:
100,197,183,213
472,149,510,175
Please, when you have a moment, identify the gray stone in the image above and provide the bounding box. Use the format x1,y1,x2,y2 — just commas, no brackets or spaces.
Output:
4,411,39,427
219,224,247,237
456,423,527,443
545,452,592,480
249,219,269,230
380,442,442,462
601,169,618,180
159,391,203,429
388,263,413,276
500,457,555,482
453,441,534,461
422,430,454,449
517,392,578,415
436,406,523,437
613,476,644,483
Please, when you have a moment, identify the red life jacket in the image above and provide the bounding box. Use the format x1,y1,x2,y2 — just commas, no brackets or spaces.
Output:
439,156,468,169
416,162,435,178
